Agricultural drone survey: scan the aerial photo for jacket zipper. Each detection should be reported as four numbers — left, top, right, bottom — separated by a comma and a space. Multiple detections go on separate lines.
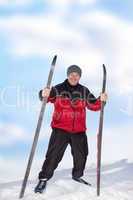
72, 107, 75, 131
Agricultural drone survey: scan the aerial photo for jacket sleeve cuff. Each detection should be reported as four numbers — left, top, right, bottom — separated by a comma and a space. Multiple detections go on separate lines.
39, 90, 43, 101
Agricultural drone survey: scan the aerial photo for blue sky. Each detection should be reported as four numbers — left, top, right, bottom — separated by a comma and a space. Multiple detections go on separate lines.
0, 0, 133, 180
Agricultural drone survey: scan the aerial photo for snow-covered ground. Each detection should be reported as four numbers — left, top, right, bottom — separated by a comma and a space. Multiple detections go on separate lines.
0, 159, 133, 200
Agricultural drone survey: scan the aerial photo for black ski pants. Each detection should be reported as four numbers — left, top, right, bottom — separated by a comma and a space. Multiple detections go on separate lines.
38, 128, 89, 180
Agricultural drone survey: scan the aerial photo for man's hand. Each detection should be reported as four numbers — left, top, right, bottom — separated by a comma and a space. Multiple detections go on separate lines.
100, 92, 108, 102
42, 88, 51, 98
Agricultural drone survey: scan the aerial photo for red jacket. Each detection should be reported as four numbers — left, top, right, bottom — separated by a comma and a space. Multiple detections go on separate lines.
39, 79, 102, 134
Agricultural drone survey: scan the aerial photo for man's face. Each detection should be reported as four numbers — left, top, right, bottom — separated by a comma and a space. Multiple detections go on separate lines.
68, 72, 80, 86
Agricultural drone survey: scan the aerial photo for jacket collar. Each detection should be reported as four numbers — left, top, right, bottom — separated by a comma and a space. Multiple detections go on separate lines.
64, 78, 79, 89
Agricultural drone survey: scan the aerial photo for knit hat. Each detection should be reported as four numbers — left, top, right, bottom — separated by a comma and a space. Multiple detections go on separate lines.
67, 65, 82, 77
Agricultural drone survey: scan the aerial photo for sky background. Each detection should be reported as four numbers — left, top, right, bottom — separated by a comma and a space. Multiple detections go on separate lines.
0, 0, 133, 181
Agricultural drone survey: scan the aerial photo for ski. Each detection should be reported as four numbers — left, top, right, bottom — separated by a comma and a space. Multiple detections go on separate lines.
72, 177, 92, 186
19, 55, 57, 199
97, 64, 107, 196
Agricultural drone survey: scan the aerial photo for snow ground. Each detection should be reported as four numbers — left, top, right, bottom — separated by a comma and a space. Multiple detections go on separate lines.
0, 159, 133, 200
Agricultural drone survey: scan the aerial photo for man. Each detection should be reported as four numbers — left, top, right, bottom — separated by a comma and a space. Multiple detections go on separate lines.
34, 65, 108, 193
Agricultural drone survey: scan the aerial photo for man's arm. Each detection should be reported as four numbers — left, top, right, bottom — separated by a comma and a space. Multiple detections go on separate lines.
86, 88, 107, 111
39, 86, 56, 103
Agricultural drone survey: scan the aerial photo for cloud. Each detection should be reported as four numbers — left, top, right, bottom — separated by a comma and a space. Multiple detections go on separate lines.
87, 123, 133, 165
46, 0, 97, 20
0, 0, 32, 7
0, 123, 133, 181
0, 120, 53, 147
0, 9, 132, 94
48, 0, 97, 7
78, 11, 133, 94
0, 122, 29, 146
0, 14, 104, 73
0, 155, 40, 181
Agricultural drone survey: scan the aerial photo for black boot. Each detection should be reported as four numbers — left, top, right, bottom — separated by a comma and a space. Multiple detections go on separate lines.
72, 177, 91, 186
34, 179, 47, 193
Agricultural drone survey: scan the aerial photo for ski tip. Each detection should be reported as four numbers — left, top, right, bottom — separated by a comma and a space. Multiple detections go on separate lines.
52, 55, 57, 65
102, 64, 106, 73
102, 64, 105, 68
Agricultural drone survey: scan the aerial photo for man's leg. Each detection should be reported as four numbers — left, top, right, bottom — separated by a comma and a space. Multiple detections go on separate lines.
38, 128, 69, 180
70, 133, 89, 178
